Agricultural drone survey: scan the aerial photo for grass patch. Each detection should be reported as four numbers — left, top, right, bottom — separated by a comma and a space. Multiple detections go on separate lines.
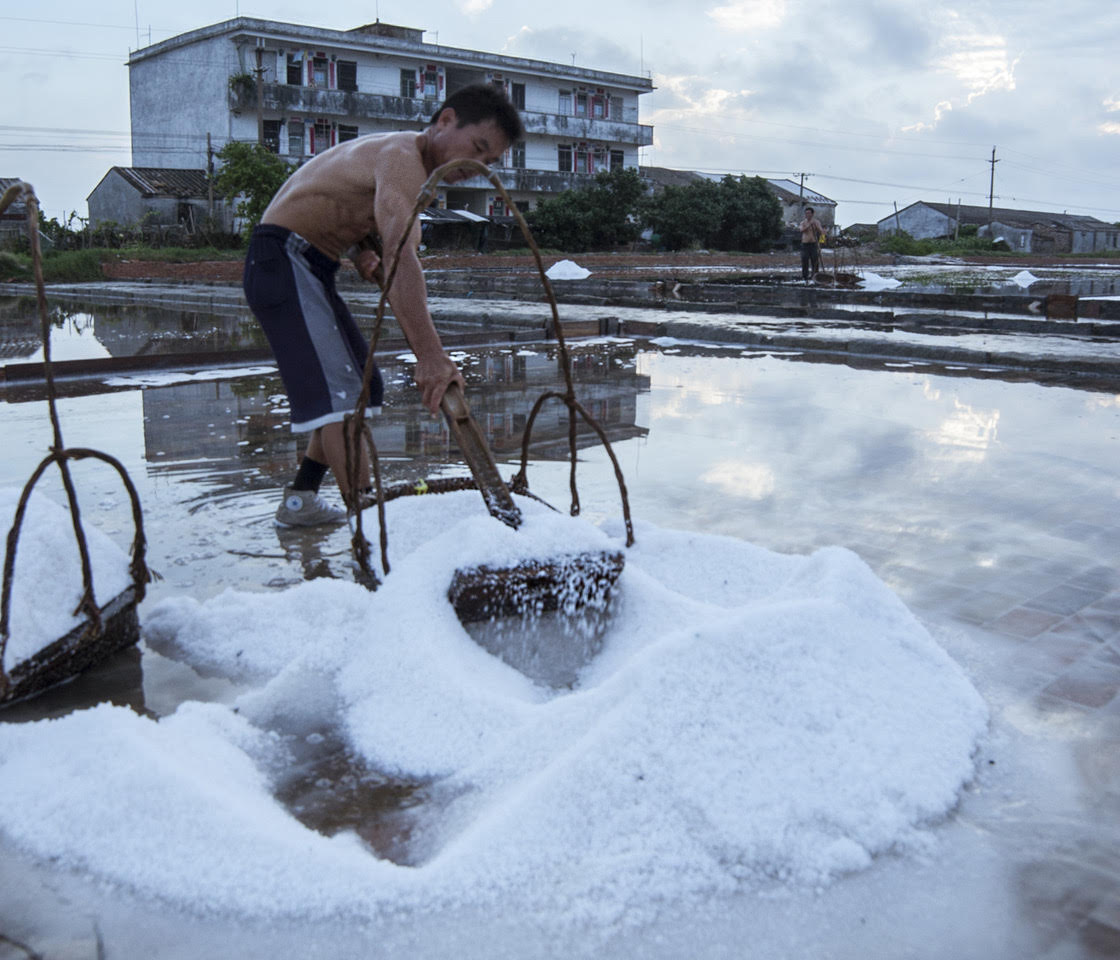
876, 232, 1013, 257
0, 249, 105, 282
108, 245, 245, 262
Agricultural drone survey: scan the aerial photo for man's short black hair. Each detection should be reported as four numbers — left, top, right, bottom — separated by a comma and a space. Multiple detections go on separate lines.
430, 83, 524, 144
804, 206, 814, 213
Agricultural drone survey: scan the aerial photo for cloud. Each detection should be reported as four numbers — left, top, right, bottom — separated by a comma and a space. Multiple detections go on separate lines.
501, 25, 639, 74
707, 0, 788, 32
900, 30, 1018, 132
901, 100, 952, 133
939, 34, 1018, 103
458, 0, 494, 12
1100, 122, 1120, 136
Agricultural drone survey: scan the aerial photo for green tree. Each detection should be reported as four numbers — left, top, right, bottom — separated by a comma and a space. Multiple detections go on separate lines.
643, 179, 723, 250
526, 167, 646, 251
714, 175, 783, 252
213, 141, 293, 233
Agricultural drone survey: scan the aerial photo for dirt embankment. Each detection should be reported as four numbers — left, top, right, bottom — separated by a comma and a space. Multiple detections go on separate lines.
98, 250, 1108, 284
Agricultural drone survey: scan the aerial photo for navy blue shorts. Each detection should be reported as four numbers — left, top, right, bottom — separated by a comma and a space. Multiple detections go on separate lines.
244, 224, 383, 432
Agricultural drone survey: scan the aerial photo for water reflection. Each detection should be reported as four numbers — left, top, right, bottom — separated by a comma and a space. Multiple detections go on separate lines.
0, 295, 268, 365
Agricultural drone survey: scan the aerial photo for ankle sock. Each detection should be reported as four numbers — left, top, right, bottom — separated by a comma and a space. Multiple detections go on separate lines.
291, 456, 329, 492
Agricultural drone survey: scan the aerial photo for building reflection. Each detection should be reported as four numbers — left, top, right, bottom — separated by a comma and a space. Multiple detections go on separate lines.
137, 343, 650, 488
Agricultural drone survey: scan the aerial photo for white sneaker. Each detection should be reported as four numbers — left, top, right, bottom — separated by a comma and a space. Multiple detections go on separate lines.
274, 487, 347, 527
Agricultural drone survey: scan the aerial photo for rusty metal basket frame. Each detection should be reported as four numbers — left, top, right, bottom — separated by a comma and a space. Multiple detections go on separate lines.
343, 159, 634, 587
0, 182, 151, 703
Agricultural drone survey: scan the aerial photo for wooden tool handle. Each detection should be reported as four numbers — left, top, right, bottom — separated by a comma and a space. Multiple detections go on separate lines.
441, 382, 522, 529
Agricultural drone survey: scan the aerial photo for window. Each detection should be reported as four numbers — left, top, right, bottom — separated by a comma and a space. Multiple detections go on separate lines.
558, 144, 572, 172
312, 118, 332, 153
515, 200, 530, 212
512, 141, 526, 168
255, 50, 277, 83
609, 95, 622, 120
576, 144, 590, 173
422, 67, 439, 98
337, 60, 357, 92
338, 124, 359, 142
286, 53, 302, 85
312, 57, 328, 87
288, 120, 304, 156
575, 92, 588, 117
263, 119, 282, 154
559, 90, 571, 115
400, 69, 416, 98
592, 95, 605, 119
511, 82, 525, 110
610, 149, 624, 171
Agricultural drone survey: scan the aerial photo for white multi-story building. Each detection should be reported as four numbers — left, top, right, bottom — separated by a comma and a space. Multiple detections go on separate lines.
127, 17, 654, 217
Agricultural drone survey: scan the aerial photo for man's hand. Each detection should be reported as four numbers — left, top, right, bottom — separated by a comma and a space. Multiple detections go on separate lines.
352, 247, 382, 283
414, 351, 465, 416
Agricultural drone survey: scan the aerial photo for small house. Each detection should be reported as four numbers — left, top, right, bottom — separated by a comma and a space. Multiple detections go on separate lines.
87, 167, 235, 235
877, 201, 1120, 254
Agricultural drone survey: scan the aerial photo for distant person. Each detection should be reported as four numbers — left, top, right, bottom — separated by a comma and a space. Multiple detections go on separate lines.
243, 84, 523, 526
799, 206, 825, 281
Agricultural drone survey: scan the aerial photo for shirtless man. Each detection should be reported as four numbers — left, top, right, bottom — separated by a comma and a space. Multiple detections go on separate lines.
243, 84, 522, 526
799, 206, 825, 282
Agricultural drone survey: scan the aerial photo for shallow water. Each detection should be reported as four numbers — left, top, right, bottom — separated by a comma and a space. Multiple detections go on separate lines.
2, 294, 1119, 958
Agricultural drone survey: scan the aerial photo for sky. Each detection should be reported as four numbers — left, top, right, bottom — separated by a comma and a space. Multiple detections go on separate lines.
3, 0, 1118, 228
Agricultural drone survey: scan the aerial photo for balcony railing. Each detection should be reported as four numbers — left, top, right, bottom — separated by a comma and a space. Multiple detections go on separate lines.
230, 85, 653, 146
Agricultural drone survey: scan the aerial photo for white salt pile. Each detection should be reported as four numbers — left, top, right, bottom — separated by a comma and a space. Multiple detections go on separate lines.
0, 487, 132, 670
545, 259, 593, 280
0, 491, 987, 922
1009, 270, 1040, 287
859, 272, 902, 291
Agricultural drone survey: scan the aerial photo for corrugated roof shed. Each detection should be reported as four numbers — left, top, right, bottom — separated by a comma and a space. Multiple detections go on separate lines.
897, 201, 1108, 231
111, 167, 211, 198
766, 179, 835, 206
1, 178, 28, 221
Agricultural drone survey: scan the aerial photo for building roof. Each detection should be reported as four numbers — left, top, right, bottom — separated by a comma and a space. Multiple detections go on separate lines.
94, 167, 211, 200
880, 201, 1110, 232
765, 179, 836, 206
0, 178, 29, 221
419, 207, 484, 224
128, 17, 654, 91
638, 168, 837, 206
638, 166, 708, 189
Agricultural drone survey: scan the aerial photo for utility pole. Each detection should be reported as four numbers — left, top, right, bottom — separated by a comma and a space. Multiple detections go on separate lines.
255, 46, 265, 146
798, 172, 806, 202
987, 146, 999, 232
207, 133, 214, 218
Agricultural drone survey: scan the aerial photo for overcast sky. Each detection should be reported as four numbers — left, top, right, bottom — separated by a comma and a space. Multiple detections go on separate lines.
4, 0, 1118, 228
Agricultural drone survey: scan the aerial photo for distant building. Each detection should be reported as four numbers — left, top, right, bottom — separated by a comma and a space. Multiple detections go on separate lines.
0, 177, 29, 246
122, 17, 653, 220
877, 201, 1120, 254
87, 167, 234, 233
764, 179, 837, 232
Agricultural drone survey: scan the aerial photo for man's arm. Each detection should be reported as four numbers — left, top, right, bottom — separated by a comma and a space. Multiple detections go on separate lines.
373, 175, 464, 415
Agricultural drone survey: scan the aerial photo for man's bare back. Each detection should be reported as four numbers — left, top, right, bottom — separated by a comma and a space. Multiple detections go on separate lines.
262, 131, 426, 263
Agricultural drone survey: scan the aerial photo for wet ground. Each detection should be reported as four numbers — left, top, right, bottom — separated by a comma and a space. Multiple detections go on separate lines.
1, 282, 1119, 958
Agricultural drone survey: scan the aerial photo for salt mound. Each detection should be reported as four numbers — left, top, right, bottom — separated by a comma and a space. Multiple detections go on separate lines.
0, 493, 988, 921
1010, 270, 1039, 287
860, 272, 902, 291
0, 487, 132, 669
545, 259, 592, 280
